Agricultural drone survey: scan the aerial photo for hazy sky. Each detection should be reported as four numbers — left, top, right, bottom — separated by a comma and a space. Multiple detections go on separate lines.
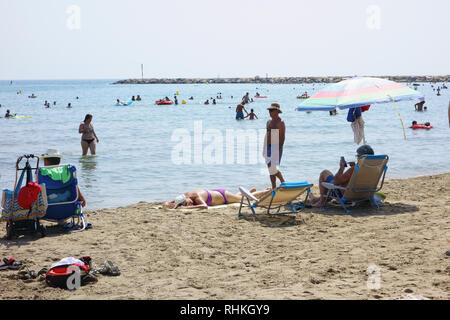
1, 0, 449, 80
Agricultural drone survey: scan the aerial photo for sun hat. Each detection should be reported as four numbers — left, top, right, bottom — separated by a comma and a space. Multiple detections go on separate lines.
39, 148, 63, 161
173, 194, 187, 209
267, 103, 282, 113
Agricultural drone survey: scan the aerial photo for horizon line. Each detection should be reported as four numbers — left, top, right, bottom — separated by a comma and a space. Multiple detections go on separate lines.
2, 74, 449, 82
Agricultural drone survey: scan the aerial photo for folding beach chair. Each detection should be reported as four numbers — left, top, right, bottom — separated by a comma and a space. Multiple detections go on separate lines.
37, 164, 88, 232
238, 181, 313, 219
321, 154, 389, 213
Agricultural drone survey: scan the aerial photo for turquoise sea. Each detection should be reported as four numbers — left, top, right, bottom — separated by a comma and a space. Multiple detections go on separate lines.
0, 80, 449, 210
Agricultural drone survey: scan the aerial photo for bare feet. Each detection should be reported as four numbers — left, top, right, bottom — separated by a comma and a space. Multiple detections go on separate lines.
308, 193, 324, 207
308, 192, 320, 203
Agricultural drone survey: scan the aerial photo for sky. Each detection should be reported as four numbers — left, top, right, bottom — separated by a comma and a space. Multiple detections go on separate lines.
0, 0, 449, 80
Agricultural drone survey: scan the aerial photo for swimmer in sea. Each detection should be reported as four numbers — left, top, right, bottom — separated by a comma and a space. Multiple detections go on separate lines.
79, 114, 99, 156
415, 101, 425, 111
245, 109, 258, 120
409, 120, 418, 128
5, 109, 15, 118
66, 103, 72, 108
116, 99, 127, 106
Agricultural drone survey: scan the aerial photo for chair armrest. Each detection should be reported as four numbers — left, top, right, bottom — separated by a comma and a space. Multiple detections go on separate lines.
321, 182, 347, 191
239, 187, 258, 202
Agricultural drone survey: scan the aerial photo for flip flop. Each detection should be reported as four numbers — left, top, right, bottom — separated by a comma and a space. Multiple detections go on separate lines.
105, 260, 120, 276
8, 261, 23, 270
2, 258, 23, 270
37, 268, 48, 276
17, 269, 36, 280
95, 260, 120, 276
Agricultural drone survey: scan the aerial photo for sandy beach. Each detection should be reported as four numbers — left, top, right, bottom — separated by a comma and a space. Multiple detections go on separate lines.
1, 173, 449, 300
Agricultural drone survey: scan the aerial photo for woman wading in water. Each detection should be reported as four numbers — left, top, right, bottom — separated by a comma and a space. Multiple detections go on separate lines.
79, 114, 99, 155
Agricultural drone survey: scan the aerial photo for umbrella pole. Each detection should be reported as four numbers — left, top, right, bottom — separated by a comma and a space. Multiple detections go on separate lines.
388, 95, 406, 140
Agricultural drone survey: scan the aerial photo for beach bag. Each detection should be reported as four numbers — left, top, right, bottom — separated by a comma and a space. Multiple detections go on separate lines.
45, 257, 95, 290
1, 186, 47, 221
17, 182, 42, 210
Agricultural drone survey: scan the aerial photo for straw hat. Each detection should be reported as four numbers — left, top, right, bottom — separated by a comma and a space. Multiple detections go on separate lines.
39, 148, 63, 161
267, 103, 282, 113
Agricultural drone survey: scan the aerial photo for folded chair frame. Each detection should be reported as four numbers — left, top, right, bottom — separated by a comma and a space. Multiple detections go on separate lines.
238, 182, 313, 219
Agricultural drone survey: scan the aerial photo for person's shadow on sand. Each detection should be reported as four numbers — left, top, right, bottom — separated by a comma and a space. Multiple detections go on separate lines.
239, 213, 306, 228
0, 223, 80, 247
304, 201, 419, 217
238, 201, 419, 226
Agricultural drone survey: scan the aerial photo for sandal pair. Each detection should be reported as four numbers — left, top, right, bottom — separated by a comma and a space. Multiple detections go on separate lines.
0, 258, 23, 271
94, 260, 120, 276
17, 268, 47, 280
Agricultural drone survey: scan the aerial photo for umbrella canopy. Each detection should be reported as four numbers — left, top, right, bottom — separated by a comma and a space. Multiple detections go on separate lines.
296, 77, 424, 111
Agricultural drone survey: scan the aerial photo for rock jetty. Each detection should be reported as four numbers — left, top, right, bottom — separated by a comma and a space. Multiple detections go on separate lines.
113, 75, 449, 85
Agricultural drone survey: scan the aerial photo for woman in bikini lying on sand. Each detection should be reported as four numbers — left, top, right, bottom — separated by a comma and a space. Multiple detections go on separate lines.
164, 188, 270, 209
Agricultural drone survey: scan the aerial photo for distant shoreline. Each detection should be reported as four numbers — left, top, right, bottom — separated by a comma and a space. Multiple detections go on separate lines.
112, 75, 450, 85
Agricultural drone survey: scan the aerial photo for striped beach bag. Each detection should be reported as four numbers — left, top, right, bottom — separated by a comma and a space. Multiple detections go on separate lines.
1, 165, 48, 222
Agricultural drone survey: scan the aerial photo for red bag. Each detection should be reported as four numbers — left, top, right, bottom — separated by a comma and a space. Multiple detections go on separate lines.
17, 182, 42, 210
361, 105, 371, 112
45, 257, 94, 290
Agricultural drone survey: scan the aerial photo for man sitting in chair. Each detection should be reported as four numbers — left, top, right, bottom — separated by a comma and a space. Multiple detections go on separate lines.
39, 148, 86, 208
309, 145, 375, 207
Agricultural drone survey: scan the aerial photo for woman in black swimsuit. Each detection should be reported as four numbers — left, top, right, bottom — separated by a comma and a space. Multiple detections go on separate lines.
79, 114, 99, 155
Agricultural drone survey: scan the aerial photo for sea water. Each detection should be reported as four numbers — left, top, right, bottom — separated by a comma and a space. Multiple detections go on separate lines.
0, 80, 449, 209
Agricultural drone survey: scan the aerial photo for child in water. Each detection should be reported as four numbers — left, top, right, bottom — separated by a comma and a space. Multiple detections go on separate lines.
245, 109, 258, 120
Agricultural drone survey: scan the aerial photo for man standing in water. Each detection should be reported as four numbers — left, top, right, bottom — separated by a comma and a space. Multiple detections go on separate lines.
235, 103, 248, 120
242, 92, 250, 104
263, 103, 285, 189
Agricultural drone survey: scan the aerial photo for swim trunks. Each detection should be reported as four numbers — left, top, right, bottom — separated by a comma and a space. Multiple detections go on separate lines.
236, 112, 244, 120
325, 174, 334, 184
265, 144, 283, 165
324, 175, 343, 197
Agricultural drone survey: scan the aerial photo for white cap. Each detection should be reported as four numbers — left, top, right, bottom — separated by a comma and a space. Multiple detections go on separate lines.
40, 148, 63, 161
173, 194, 187, 209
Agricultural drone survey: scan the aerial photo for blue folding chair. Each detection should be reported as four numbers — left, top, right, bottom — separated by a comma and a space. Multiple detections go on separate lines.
38, 164, 88, 232
238, 181, 313, 219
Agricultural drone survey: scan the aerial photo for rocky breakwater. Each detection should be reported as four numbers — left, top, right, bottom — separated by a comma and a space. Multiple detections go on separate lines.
112, 75, 450, 85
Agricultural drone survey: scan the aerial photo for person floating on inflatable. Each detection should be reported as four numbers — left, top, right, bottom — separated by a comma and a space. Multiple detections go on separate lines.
410, 121, 433, 130
5, 109, 15, 118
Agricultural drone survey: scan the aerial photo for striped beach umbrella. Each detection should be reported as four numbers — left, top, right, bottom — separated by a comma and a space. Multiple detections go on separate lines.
296, 76, 425, 140
296, 76, 424, 111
